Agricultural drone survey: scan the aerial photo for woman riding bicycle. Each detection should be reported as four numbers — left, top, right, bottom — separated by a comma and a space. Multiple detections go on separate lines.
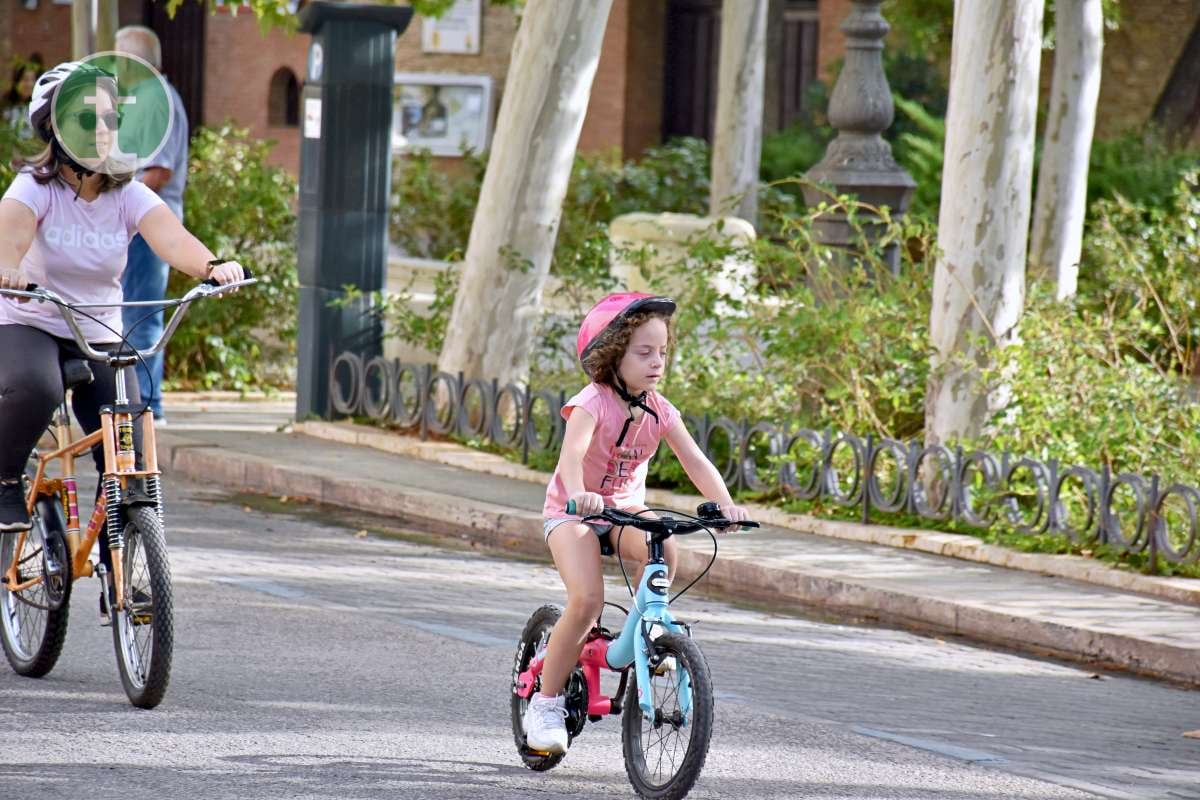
525, 292, 749, 754
0, 60, 244, 533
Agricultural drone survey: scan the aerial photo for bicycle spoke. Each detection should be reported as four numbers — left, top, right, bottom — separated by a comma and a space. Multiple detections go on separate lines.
637, 654, 695, 786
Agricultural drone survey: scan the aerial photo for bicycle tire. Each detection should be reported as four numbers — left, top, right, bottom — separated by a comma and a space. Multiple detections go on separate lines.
621, 633, 714, 800
510, 604, 590, 771
0, 494, 71, 678
111, 506, 173, 709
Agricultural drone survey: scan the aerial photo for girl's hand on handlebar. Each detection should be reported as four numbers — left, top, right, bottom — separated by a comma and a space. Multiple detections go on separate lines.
567, 491, 604, 517
719, 503, 750, 530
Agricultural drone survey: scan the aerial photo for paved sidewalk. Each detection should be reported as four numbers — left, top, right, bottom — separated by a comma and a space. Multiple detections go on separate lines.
157, 394, 1200, 686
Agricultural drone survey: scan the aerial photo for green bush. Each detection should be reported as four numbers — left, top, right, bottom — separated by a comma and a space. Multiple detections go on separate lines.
985, 172, 1200, 489
759, 81, 834, 196
1087, 131, 1200, 212
168, 123, 298, 390
387, 138, 800, 358
389, 149, 485, 261
635, 183, 938, 441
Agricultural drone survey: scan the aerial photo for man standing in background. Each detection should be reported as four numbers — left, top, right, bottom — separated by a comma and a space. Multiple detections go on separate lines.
116, 25, 189, 424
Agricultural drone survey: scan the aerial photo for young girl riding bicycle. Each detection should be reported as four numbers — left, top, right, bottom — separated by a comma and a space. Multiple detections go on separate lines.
524, 292, 749, 754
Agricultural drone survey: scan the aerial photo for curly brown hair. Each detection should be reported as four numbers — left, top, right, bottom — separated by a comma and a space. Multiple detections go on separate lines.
581, 310, 675, 388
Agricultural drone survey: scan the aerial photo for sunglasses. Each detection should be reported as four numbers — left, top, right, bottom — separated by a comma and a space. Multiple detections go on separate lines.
69, 110, 121, 131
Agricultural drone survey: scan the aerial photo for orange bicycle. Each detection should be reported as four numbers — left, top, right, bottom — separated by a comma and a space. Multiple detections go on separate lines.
0, 275, 253, 708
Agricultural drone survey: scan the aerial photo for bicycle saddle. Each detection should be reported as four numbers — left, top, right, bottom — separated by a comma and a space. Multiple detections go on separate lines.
61, 359, 94, 392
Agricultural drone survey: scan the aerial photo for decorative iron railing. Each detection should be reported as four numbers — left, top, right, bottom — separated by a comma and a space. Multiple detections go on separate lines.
329, 352, 1199, 574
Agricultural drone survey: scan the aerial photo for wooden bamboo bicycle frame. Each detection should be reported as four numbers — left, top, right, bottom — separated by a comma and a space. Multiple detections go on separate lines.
5, 407, 159, 612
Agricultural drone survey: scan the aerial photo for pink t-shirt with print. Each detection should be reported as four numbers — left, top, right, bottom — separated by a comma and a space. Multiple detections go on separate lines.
543, 382, 681, 518
0, 171, 164, 343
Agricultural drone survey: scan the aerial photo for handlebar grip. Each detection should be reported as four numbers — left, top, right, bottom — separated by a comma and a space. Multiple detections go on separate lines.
566, 499, 576, 515
202, 266, 254, 288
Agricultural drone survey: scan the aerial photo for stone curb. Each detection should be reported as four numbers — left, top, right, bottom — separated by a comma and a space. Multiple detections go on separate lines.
165, 390, 296, 402
158, 431, 1200, 686
293, 420, 1200, 609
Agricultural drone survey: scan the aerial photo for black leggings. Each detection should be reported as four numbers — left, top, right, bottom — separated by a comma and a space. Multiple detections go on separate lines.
0, 324, 143, 479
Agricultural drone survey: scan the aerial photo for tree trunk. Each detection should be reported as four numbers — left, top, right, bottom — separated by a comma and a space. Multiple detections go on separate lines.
95, 0, 120, 53
72, 0, 92, 60
925, 0, 1044, 446
709, 0, 768, 222
1030, 0, 1103, 301
436, 0, 612, 386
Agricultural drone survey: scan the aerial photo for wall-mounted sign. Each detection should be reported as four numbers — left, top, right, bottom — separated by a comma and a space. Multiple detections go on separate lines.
421, 0, 481, 55
392, 73, 492, 157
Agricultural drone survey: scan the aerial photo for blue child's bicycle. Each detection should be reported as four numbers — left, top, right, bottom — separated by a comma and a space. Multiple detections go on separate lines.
511, 502, 758, 800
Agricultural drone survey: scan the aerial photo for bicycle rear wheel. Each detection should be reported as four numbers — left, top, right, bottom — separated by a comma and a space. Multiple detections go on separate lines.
111, 506, 173, 709
0, 494, 71, 677
511, 604, 590, 771
621, 633, 714, 800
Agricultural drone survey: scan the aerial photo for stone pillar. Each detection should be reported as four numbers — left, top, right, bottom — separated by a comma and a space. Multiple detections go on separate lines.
802, 0, 914, 274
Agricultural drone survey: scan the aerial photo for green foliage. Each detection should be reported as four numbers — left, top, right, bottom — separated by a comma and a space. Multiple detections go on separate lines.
166, 0, 522, 34
169, 123, 298, 390
759, 82, 834, 195
891, 95, 945, 219
652, 184, 936, 442
0, 120, 45, 190
985, 172, 1200, 484
1086, 131, 1200, 212
882, 0, 955, 71
389, 149, 484, 262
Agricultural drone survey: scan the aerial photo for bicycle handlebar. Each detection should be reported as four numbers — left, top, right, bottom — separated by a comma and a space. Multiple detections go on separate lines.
565, 500, 759, 536
0, 270, 256, 363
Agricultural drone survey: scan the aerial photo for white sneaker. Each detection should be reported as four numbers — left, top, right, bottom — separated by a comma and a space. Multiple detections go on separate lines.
523, 693, 568, 754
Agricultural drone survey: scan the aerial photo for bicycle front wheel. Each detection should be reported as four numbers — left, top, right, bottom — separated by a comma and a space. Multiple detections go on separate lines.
621, 633, 714, 800
111, 506, 173, 709
0, 495, 71, 677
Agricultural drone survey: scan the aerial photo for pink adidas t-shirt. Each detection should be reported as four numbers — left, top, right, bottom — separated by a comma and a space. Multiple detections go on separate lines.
543, 382, 681, 518
0, 171, 164, 343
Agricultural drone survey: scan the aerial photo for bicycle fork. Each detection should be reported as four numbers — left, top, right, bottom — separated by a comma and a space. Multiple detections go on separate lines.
605, 562, 693, 722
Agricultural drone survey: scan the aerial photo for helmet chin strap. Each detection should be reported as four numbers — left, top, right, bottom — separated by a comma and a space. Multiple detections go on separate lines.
612, 375, 658, 447
50, 139, 95, 201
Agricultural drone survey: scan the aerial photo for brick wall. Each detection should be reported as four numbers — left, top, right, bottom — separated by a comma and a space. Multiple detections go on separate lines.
9, 2, 73, 70
578, 0, 630, 155
203, 9, 309, 173
818, 0, 852, 83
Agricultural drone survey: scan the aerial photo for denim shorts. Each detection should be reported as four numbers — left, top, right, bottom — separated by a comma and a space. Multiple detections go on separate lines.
543, 518, 616, 556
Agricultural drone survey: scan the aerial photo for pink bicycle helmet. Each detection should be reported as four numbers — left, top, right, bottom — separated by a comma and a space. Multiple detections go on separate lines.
576, 292, 676, 370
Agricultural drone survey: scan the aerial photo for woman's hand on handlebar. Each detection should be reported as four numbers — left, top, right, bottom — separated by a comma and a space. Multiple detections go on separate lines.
207, 259, 245, 286
567, 491, 604, 517
0, 268, 30, 302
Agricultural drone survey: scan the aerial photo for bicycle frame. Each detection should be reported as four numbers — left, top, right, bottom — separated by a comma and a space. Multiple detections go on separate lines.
0, 278, 253, 611
515, 536, 694, 722
10, 382, 161, 613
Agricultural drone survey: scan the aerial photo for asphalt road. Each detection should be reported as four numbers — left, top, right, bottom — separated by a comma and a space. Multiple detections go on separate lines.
0, 479, 1196, 800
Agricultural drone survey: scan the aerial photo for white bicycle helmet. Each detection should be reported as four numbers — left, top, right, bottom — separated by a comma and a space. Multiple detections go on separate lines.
27, 60, 118, 143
